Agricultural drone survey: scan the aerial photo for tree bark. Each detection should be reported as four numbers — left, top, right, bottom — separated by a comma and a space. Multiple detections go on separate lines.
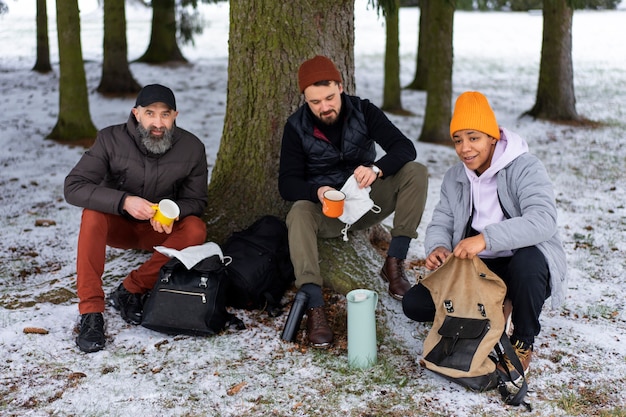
137, 0, 187, 63
48, 0, 97, 142
405, 0, 428, 91
33, 0, 52, 73
206, 0, 390, 293
524, 0, 579, 121
418, 0, 454, 144
381, 0, 408, 114
206, 0, 355, 241
97, 0, 141, 94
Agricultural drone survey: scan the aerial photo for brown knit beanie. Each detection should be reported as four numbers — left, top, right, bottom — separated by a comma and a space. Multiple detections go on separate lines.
298, 55, 342, 93
449, 91, 500, 140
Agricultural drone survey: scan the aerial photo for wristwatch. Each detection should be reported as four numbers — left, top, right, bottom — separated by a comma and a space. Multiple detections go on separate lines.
371, 165, 381, 178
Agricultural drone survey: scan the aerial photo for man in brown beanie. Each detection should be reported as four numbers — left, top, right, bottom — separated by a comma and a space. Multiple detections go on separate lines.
279, 55, 428, 348
65, 84, 208, 353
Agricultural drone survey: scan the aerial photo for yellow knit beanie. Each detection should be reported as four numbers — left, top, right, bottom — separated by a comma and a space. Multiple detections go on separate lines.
449, 91, 500, 140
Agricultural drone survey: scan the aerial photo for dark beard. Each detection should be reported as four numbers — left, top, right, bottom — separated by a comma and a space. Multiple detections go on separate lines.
137, 124, 174, 154
317, 109, 339, 126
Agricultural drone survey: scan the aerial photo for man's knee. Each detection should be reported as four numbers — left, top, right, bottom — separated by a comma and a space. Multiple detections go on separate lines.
80, 209, 109, 230
177, 216, 207, 244
403, 162, 429, 191
400, 161, 428, 180
286, 200, 319, 228
510, 246, 548, 275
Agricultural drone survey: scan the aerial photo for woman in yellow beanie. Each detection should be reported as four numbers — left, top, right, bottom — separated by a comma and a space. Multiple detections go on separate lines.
403, 91, 567, 386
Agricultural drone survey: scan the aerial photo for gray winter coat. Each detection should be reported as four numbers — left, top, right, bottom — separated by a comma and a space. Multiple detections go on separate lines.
425, 130, 567, 308
64, 113, 208, 220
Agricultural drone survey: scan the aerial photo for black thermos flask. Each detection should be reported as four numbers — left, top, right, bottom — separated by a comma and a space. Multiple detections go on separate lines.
280, 291, 309, 342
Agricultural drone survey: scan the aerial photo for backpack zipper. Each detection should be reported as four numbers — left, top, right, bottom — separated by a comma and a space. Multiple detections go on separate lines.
159, 289, 207, 303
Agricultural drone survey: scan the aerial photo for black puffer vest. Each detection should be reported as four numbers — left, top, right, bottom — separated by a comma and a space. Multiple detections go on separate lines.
286, 94, 376, 188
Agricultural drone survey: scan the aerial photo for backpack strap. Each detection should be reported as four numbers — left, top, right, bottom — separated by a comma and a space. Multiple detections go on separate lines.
494, 333, 532, 412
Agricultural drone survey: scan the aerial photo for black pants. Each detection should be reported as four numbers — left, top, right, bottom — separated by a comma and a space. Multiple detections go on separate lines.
402, 246, 551, 346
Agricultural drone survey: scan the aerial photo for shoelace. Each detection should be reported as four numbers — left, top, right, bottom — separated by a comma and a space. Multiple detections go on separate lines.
82, 315, 104, 335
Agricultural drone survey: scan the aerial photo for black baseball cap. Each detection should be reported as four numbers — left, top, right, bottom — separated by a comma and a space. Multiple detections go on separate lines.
135, 84, 176, 110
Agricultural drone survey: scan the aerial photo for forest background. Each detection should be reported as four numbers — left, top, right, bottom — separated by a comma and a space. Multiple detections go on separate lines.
1, 0, 626, 416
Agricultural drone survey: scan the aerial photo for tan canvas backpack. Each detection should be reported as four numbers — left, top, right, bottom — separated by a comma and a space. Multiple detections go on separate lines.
420, 255, 531, 409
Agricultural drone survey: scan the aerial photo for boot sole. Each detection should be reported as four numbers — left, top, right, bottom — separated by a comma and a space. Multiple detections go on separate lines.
76, 336, 105, 353
387, 290, 404, 301
310, 341, 332, 349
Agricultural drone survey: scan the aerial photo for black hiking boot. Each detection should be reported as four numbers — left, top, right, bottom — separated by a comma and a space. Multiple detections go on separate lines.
108, 283, 143, 325
76, 313, 105, 353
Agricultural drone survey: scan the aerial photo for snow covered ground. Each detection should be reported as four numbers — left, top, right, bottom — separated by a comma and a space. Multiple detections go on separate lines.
1, 1, 625, 415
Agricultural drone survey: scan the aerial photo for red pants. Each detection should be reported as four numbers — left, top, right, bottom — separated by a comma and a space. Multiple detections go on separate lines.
76, 209, 207, 314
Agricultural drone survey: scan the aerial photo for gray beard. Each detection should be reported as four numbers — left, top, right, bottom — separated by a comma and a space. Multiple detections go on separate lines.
137, 124, 174, 154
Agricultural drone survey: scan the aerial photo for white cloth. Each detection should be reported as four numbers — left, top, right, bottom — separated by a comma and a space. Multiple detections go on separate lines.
338, 175, 381, 241
154, 242, 224, 270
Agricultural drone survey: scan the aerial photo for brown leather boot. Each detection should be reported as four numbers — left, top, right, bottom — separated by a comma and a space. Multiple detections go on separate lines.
305, 306, 333, 348
380, 256, 412, 301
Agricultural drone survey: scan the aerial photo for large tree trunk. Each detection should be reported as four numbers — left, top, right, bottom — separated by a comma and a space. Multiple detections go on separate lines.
381, 0, 408, 114
48, 0, 97, 142
405, 0, 428, 90
206, 0, 385, 294
418, 0, 454, 144
137, 0, 187, 63
524, 0, 579, 121
207, 0, 355, 239
97, 0, 141, 94
33, 0, 52, 73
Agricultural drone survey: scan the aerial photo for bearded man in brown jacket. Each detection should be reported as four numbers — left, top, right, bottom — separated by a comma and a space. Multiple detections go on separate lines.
64, 84, 208, 353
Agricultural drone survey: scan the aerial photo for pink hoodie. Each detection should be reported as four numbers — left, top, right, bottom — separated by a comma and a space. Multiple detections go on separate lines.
463, 127, 529, 258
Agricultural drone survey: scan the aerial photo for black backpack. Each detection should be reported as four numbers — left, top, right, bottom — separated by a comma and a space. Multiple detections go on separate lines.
142, 255, 244, 336
223, 216, 295, 316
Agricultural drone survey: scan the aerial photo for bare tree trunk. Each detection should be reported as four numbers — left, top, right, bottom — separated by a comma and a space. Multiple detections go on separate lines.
524, 0, 579, 121
206, 0, 386, 294
48, 0, 97, 142
405, 0, 428, 90
207, 0, 355, 240
418, 0, 454, 144
33, 0, 52, 73
97, 0, 141, 94
137, 0, 187, 63
381, 0, 409, 114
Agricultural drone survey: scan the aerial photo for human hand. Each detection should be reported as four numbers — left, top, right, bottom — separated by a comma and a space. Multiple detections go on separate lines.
317, 186, 335, 204
150, 216, 177, 234
123, 196, 157, 220
425, 247, 452, 270
453, 234, 486, 259
353, 165, 380, 189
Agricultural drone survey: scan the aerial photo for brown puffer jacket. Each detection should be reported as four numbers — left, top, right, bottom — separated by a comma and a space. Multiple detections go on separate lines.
64, 113, 208, 220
